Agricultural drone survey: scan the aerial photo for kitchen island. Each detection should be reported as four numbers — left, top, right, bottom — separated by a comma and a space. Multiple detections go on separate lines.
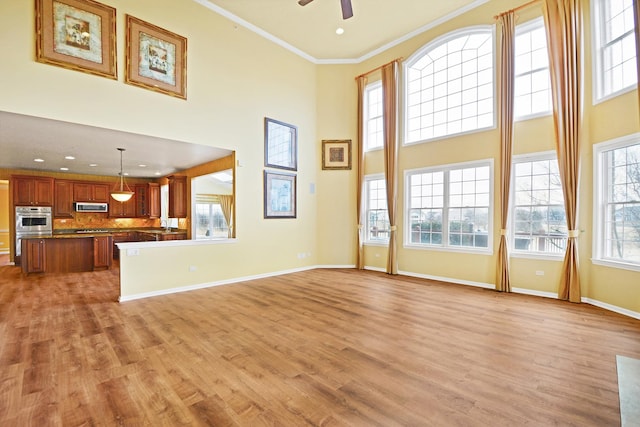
21, 233, 113, 274
20, 229, 188, 273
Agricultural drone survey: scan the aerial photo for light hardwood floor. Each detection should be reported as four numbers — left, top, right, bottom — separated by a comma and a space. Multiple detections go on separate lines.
1, 264, 639, 426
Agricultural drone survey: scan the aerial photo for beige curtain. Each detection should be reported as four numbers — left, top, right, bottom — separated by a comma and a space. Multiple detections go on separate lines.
218, 195, 233, 238
542, 0, 583, 303
496, 12, 516, 293
382, 61, 399, 275
356, 76, 367, 269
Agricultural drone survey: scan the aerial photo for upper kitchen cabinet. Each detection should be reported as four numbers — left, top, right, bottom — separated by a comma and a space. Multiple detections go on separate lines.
136, 183, 160, 218
74, 182, 110, 203
12, 175, 54, 206
168, 175, 187, 218
109, 196, 136, 218
54, 180, 74, 218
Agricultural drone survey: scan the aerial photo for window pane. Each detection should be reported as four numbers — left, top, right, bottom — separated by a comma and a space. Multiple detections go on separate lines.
195, 203, 229, 239
596, 0, 637, 99
600, 142, 640, 263
364, 84, 383, 150
406, 29, 493, 144
511, 155, 567, 255
514, 19, 551, 119
366, 178, 389, 242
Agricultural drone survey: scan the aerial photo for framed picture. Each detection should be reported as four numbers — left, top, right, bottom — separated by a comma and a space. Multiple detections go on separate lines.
125, 15, 187, 99
322, 139, 352, 170
264, 171, 296, 219
265, 117, 297, 171
35, 0, 117, 79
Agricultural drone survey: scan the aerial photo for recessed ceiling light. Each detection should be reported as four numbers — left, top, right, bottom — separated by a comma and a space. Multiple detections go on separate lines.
336, 28, 344, 35
89, 163, 98, 167
34, 158, 44, 162
65, 156, 75, 160
154, 172, 161, 176
60, 167, 69, 171
138, 164, 147, 168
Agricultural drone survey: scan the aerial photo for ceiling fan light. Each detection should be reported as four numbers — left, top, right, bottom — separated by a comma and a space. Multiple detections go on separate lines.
110, 190, 134, 202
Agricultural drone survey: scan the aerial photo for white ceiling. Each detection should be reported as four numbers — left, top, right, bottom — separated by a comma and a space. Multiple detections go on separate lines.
0, 0, 487, 179
198, 0, 488, 61
0, 112, 232, 179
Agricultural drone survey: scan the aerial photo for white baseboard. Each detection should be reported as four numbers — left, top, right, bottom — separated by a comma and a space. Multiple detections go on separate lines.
119, 264, 640, 320
119, 265, 319, 302
583, 297, 640, 320
399, 269, 494, 289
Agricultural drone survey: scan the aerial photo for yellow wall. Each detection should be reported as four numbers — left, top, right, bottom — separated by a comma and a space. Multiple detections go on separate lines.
2, 0, 639, 314
317, 0, 640, 314
1, 0, 319, 291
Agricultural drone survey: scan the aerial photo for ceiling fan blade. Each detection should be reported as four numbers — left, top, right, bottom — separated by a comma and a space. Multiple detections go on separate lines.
298, 0, 314, 6
341, 0, 353, 19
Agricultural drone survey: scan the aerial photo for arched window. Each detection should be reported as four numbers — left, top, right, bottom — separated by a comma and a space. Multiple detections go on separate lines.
404, 27, 495, 144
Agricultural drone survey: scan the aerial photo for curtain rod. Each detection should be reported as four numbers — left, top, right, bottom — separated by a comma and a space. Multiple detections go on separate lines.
355, 57, 403, 80
493, 0, 541, 20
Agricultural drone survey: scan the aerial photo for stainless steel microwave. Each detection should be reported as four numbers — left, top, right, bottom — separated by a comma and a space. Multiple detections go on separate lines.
75, 202, 109, 212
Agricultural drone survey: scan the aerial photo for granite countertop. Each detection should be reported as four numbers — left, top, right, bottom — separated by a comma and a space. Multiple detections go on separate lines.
136, 229, 187, 235
53, 228, 186, 236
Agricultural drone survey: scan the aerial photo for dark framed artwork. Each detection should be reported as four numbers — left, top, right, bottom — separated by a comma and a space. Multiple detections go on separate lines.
35, 0, 117, 79
264, 117, 297, 171
322, 139, 352, 170
125, 15, 187, 99
264, 170, 296, 219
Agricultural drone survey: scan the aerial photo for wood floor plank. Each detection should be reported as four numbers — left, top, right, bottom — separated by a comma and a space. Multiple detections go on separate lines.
1, 265, 639, 425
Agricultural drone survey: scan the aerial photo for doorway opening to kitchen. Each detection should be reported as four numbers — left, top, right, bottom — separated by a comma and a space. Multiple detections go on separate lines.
0, 180, 9, 266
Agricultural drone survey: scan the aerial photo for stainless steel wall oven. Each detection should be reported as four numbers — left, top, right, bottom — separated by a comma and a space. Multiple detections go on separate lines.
15, 206, 53, 257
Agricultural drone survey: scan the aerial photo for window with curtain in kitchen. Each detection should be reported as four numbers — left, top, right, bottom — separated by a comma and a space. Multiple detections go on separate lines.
194, 194, 229, 239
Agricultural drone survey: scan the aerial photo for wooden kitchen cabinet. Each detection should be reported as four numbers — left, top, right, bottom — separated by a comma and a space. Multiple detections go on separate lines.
111, 231, 135, 259
54, 180, 74, 218
135, 183, 161, 218
159, 232, 187, 241
12, 175, 54, 206
74, 182, 110, 202
109, 196, 136, 218
168, 175, 187, 218
21, 238, 46, 274
148, 183, 160, 218
136, 231, 158, 242
93, 236, 113, 269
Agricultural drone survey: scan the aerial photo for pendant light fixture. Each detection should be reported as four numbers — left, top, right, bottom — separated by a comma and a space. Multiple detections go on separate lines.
110, 148, 134, 202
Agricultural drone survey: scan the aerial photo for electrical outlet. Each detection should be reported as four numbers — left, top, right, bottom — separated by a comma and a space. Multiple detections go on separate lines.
535, 270, 544, 276
189, 265, 197, 272
127, 248, 139, 256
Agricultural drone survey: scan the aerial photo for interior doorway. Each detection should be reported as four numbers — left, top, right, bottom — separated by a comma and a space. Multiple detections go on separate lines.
0, 180, 10, 265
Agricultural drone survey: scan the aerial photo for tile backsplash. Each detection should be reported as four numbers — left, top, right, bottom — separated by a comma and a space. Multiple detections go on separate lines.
53, 212, 161, 230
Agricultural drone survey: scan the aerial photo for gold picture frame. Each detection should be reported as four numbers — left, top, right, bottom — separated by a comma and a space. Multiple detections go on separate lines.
35, 0, 117, 79
125, 15, 187, 99
322, 139, 352, 170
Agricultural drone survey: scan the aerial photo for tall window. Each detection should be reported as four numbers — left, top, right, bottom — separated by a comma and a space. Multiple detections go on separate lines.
404, 27, 494, 144
365, 175, 389, 243
514, 18, 551, 119
194, 195, 229, 239
406, 160, 492, 251
593, 0, 637, 101
594, 134, 640, 270
511, 152, 567, 256
364, 81, 383, 151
